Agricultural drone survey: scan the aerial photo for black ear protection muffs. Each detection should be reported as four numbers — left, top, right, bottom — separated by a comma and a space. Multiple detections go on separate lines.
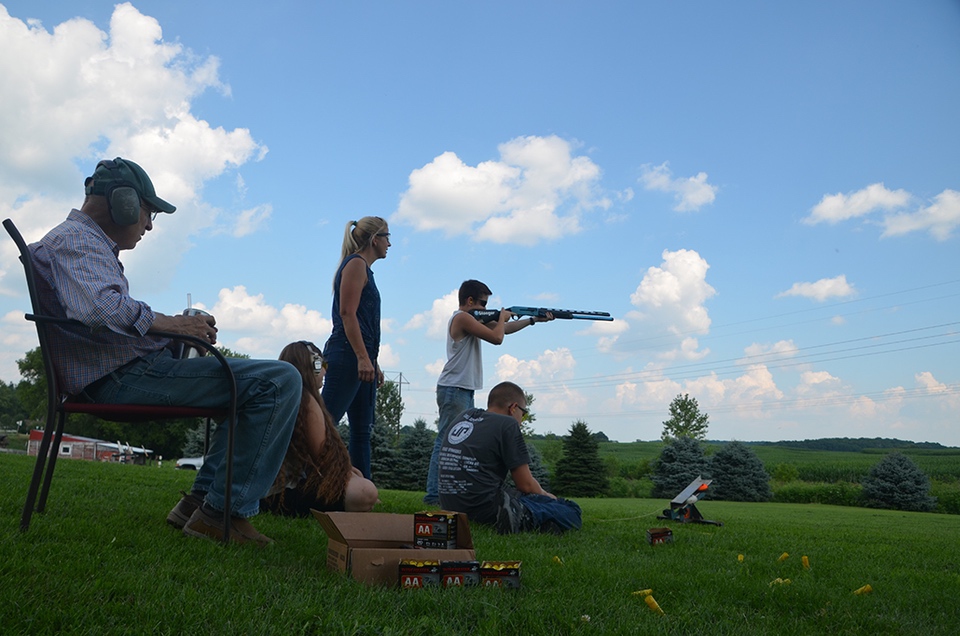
84, 159, 142, 226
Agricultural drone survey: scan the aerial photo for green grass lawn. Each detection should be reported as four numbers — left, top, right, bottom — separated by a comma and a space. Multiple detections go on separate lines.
1, 454, 958, 635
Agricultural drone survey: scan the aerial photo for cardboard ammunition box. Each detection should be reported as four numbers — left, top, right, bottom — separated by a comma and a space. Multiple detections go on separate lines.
313, 511, 475, 587
398, 559, 441, 588
440, 560, 481, 587
414, 510, 458, 549
646, 527, 674, 545
480, 560, 522, 588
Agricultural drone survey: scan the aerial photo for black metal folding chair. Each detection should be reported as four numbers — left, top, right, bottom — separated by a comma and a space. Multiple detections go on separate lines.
3, 218, 238, 542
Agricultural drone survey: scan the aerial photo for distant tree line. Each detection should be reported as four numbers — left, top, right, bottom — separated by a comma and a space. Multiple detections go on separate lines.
4, 355, 951, 514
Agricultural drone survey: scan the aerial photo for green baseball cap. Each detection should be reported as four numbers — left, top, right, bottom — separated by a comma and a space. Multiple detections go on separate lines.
85, 157, 176, 214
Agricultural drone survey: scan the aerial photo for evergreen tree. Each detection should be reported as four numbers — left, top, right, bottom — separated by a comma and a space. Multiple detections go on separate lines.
552, 420, 609, 497
526, 441, 551, 491
651, 436, 709, 499
506, 441, 552, 492
661, 393, 709, 442
862, 452, 936, 512
369, 416, 401, 489
181, 420, 215, 457
393, 418, 435, 491
709, 441, 772, 502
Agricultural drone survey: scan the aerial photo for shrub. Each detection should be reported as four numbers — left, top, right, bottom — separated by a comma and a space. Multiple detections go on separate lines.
862, 452, 937, 512
771, 481, 863, 507
930, 479, 960, 515
771, 462, 799, 482
651, 436, 709, 499
603, 477, 654, 499
709, 441, 772, 502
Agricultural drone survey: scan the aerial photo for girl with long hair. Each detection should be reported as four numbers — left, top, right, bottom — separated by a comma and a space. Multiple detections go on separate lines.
261, 341, 378, 515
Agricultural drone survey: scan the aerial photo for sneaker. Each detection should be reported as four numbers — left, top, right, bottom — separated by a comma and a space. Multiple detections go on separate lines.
539, 520, 565, 535
182, 505, 274, 547
166, 491, 205, 529
494, 490, 533, 535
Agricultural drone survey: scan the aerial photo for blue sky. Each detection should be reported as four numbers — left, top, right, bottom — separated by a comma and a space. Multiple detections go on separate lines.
1, 1, 959, 445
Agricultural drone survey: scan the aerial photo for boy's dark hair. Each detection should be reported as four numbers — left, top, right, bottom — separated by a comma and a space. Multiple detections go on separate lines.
488, 382, 525, 410
459, 279, 492, 305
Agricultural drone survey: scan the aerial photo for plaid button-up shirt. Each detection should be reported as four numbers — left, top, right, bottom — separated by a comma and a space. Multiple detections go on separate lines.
29, 210, 168, 395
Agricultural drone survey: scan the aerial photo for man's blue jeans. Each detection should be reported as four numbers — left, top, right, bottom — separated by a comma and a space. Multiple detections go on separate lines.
84, 349, 300, 518
424, 385, 474, 503
321, 355, 377, 479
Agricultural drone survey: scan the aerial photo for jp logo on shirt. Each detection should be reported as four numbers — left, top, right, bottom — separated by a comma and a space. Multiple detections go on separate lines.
446, 421, 474, 445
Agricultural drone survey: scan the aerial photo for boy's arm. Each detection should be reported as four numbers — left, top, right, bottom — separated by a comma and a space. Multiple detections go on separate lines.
510, 464, 556, 499
451, 308, 514, 345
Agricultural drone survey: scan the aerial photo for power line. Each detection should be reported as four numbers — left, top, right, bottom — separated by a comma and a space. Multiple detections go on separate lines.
526, 321, 960, 392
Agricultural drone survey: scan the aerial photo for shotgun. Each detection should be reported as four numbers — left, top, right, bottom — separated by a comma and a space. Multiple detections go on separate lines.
469, 306, 613, 323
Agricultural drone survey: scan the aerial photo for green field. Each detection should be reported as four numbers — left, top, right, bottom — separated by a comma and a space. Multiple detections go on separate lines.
2, 453, 959, 635
533, 438, 960, 479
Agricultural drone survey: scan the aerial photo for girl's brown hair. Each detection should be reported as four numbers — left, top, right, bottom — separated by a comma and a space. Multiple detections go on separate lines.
273, 341, 352, 505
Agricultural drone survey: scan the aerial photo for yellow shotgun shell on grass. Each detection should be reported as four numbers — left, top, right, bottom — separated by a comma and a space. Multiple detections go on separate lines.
644, 594, 665, 615
778, 552, 790, 562
802, 555, 810, 569
853, 584, 873, 595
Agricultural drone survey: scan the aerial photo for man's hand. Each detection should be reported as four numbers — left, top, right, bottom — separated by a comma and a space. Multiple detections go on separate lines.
150, 312, 218, 344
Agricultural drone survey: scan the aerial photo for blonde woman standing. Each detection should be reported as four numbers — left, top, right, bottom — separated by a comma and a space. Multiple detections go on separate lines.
321, 216, 390, 478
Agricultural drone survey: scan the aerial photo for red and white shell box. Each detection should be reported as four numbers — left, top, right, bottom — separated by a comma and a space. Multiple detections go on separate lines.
414, 510, 458, 549
441, 560, 481, 587
312, 511, 475, 587
480, 560, 522, 588
646, 527, 673, 545
398, 559, 441, 588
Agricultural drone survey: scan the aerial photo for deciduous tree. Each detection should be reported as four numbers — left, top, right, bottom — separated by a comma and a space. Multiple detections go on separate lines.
661, 393, 709, 442
375, 380, 404, 441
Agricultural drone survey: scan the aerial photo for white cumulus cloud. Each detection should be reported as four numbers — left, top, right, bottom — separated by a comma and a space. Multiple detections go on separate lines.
405, 289, 458, 339
209, 285, 332, 357
638, 162, 717, 212
630, 248, 716, 337
776, 275, 856, 302
0, 3, 267, 296
494, 348, 577, 386
804, 183, 910, 225
881, 189, 960, 241
393, 135, 610, 245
